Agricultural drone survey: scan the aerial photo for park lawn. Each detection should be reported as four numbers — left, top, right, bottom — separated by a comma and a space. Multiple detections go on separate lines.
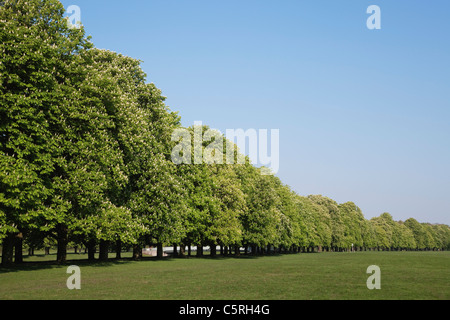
0, 251, 448, 300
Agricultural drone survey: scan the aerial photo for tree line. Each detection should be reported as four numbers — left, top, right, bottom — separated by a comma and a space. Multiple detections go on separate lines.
1, 0, 449, 266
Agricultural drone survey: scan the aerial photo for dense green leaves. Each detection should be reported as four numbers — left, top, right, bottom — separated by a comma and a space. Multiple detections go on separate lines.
0, 0, 91, 260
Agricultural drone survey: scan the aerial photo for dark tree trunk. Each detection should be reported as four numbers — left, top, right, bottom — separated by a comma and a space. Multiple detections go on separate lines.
87, 239, 96, 261
196, 244, 203, 257
132, 244, 142, 260
173, 244, 178, 257
115, 240, 122, 259
56, 224, 68, 263
210, 244, 216, 257
188, 244, 191, 256
1, 233, 15, 266
234, 245, 240, 256
99, 240, 109, 261
157, 243, 163, 258
14, 233, 23, 264
179, 243, 186, 257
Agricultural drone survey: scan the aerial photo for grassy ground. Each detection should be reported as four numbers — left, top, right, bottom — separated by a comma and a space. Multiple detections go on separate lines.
0, 251, 448, 300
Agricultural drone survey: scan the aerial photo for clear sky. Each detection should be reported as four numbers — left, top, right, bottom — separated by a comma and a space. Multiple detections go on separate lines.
60, 0, 450, 225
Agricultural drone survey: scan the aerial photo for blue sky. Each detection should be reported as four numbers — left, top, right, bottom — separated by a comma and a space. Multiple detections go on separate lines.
60, 0, 450, 224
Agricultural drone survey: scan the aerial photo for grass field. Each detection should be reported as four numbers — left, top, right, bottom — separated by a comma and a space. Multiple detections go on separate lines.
0, 251, 449, 300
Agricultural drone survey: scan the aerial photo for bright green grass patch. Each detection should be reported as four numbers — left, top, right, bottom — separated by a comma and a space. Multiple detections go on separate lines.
0, 251, 449, 300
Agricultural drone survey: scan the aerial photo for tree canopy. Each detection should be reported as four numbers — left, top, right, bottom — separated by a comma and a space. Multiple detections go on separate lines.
1, 0, 449, 265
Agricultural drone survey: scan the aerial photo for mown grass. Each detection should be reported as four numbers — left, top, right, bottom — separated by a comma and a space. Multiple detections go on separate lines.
0, 251, 448, 300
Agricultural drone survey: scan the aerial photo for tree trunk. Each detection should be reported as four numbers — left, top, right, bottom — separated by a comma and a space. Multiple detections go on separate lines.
188, 244, 191, 257
14, 233, 23, 264
234, 245, 240, 256
210, 244, 216, 257
179, 243, 186, 257
56, 224, 68, 263
99, 240, 109, 261
115, 240, 122, 259
173, 243, 178, 257
1, 233, 15, 266
87, 239, 96, 261
196, 244, 203, 257
132, 244, 142, 260
157, 243, 163, 258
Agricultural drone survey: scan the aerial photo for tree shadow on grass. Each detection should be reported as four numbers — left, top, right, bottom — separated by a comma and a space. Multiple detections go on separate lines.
172, 252, 285, 261
0, 255, 169, 274
0, 251, 288, 273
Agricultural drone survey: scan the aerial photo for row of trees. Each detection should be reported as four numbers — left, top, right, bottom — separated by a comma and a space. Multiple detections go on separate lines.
1, 0, 450, 265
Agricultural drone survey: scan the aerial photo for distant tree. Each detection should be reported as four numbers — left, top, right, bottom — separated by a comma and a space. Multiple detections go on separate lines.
395, 221, 416, 250
369, 213, 395, 250
421, 223, 437, 250
235, 163, 280, 254
178, 126, 246, 256
404, 218, 427, 250
294, 196, 329, 251
338, 202, 366, 250
362, 220, 378, 250
208, 164, 245, 253
130, 155, 188, 258
308, 195, 346, 251
432, 224, 450, 250
274, 184, 301, 252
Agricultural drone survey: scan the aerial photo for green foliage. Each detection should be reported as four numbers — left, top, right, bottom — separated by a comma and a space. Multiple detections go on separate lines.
0, 0, 91, 252
338, 202, 365, 248
404, 218, 427, 250
296, 196, 331, 248
239, 167, 281, 248
1, 0, 450, 263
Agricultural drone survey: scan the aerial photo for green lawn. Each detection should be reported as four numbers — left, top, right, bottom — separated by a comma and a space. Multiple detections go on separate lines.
0, 251, 449, 300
